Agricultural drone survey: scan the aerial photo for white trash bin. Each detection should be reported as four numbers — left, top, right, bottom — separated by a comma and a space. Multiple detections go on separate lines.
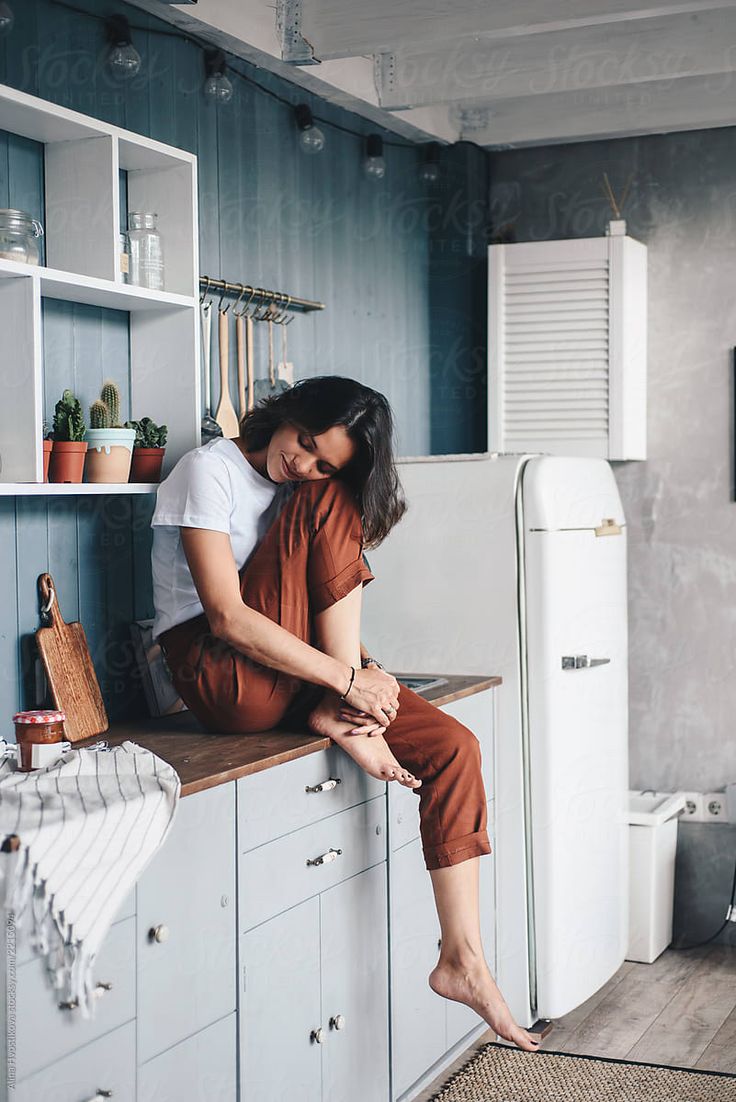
626, 791, 687, 963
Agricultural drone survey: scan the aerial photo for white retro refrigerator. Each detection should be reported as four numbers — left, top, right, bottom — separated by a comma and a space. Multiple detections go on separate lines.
362, 452, 629, 1027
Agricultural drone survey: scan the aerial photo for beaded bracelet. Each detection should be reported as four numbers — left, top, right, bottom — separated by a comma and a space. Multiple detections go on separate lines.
339, 665, 356, 701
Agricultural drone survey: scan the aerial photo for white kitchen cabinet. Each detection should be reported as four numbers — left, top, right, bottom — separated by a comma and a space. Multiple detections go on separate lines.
136, 782, 236, 1064
13, 1019, 136, 1102
138, 1012, 237, 1102
240, 863, 389, 1102
488, 229, 647, 460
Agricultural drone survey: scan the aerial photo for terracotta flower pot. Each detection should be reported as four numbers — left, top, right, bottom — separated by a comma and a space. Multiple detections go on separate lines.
84, 428, 136, 484
43, 439, 53, 482
48, 440, 88, 484
129, 446, 166, 483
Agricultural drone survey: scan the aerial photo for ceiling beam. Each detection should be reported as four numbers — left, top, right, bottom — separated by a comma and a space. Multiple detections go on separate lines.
374, 6, 736, 109
297, 0, 736, 59
461, 71, 736, 147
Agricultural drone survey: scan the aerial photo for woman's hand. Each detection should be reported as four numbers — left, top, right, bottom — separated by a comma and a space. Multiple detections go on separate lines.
341, 666, 400, 734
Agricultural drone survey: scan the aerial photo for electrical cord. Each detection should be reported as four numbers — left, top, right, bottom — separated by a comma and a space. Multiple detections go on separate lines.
669, 845, 736, 950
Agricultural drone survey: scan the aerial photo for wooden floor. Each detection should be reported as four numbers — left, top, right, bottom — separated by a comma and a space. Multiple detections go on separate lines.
416, 945, 736, 1101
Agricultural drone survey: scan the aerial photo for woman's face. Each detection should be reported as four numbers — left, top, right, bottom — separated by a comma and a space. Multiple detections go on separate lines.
266, 422, 357, 483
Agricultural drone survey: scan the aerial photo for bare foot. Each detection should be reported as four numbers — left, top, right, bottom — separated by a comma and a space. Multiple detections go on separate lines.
308, 695, 422, 790
429, 957, 541, 1053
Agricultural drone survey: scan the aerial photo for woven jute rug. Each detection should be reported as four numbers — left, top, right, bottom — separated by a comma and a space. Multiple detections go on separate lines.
428, 1042, 736, 1101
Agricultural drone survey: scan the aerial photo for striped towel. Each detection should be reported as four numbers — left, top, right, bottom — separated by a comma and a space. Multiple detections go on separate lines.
0, 739, 180, 1018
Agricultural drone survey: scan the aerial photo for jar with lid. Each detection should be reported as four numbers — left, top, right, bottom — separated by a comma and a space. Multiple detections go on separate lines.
124, 211, 164, 290
0, 208, 44, 265
13, 709, 67, 772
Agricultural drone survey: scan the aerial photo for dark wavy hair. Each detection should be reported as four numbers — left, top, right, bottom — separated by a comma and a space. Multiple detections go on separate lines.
239, 376, 407, 548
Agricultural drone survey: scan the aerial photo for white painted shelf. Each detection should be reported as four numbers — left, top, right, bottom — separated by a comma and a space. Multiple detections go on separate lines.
0, 82, 201, 487
0, 483, 159, 496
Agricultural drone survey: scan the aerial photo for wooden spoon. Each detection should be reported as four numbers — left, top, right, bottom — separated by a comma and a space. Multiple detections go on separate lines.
236, 312, 246, 420
214, 306, 240, 437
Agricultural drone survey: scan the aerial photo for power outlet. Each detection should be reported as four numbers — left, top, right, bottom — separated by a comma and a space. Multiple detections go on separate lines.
680, 791, 704, 820
703, 792, 727, 822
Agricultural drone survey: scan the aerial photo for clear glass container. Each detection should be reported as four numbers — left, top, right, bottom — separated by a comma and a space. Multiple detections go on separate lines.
0, 208, 44, 265
124, 210, 164, 290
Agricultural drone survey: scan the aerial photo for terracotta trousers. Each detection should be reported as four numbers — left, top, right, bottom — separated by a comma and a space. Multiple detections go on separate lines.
158, 477, 491, 871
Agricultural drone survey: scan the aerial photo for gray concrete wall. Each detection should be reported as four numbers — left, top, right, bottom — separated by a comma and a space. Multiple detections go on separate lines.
489, 130, 736, 945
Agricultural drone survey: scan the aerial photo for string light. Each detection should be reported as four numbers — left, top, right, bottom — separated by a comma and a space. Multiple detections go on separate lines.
203, 48, 234, 104
104, 15, 142, 78
0, 2, 14, 35
294, 103, 325, 154
419, 142, 441, 184
363, 134, 386, 180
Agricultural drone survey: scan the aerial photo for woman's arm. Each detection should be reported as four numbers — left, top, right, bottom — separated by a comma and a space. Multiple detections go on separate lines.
180, 526, 353, 695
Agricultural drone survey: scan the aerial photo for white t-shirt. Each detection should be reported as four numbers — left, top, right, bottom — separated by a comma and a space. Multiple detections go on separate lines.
150, 438, 292, 640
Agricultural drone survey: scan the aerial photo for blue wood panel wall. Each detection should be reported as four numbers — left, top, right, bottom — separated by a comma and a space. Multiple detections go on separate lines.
0, 0, 487, 723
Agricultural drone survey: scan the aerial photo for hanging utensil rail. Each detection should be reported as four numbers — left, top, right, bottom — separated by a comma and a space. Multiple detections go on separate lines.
199, 276, 325, 315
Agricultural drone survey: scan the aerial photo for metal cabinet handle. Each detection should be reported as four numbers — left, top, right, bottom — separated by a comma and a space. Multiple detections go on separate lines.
311, 1027, 326, 1044
58, 982, 113, 1011
306, 847, 342, 867
329, 1014, 346, 1031
561, 655, 611, 670
305, 777, 341, 794
80, 1092, 113, 1102
149, 924, 170, 943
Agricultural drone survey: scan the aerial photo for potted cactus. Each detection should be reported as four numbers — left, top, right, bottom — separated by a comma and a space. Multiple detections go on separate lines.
48, 390, 87, 483
124, 417, 168, 482
84, 379, 136, 483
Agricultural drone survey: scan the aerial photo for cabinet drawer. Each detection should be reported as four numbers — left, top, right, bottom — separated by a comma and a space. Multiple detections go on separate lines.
137, 783, 236, 1065
238, 744, 385, 852
138, 1013, 236, 1102
14, 1019, 135, 1102
15, 915, 136, 1080
239, 795, 386, 932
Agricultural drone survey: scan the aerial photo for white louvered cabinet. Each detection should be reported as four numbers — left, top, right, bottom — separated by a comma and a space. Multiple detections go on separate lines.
488, 229, 647, 460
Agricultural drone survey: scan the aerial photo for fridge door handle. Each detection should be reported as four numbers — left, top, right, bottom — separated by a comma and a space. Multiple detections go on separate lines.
561, 655, 611, 669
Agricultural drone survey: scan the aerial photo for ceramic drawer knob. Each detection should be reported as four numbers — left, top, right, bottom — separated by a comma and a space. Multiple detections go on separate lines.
305, 777, 341, 794
310, 1027, 326, 1044
329, 1014, 346, 1031
149, 923, 170, 943
306, 847, 342, 867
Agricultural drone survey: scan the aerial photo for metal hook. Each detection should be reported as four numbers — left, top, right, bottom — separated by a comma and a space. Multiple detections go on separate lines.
218, 282, 232, 314
234, 285, 256, 319
253, 290, 273, 322
232, 282, 246, 315
199, 276, 210, 305
282, 293, 295, 325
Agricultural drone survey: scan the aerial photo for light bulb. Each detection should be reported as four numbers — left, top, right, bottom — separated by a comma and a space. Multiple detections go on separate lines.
298, 126, 325, 154
204, 49, 233, 105
0, 2, 14, 35
294, 103, 325, 155
105, 15, 141, 79
204, 72, 233, 104
363, 134, 386, 180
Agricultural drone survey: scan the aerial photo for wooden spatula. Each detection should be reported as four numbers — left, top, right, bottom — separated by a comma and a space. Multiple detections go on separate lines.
214, 306, 240, 438
35, 573, 108, 743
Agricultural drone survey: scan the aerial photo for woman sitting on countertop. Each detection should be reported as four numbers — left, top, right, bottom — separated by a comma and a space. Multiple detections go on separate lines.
149, 374, 540, 1053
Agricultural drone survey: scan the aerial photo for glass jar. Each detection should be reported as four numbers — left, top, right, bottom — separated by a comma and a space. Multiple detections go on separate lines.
0, 208, 44, 265
124, 211, 164, 290
12, 709, 67, 772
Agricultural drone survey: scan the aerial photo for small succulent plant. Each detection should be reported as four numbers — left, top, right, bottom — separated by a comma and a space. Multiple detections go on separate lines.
99, 379, 122, 428
52, 389, 86, 442
89, 399, 110, 430
124, 417, 168, 448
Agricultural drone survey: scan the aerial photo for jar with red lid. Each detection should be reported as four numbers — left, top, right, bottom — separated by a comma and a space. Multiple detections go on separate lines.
12, 710, 67, 772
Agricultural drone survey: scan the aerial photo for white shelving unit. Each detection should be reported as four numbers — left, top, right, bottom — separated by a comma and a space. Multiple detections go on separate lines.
0, 83, 201, 489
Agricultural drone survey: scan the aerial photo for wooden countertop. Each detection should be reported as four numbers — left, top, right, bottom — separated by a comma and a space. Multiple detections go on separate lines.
80, 674, 501, 797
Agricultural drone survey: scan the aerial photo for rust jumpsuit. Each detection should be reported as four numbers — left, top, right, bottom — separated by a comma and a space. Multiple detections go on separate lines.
157, 475, 491, 871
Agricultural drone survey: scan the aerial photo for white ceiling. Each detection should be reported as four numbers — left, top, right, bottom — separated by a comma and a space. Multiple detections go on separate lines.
129, 0, 736, 147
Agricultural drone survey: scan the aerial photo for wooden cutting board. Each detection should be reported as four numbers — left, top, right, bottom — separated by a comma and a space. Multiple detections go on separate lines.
35, 573, 109, 743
